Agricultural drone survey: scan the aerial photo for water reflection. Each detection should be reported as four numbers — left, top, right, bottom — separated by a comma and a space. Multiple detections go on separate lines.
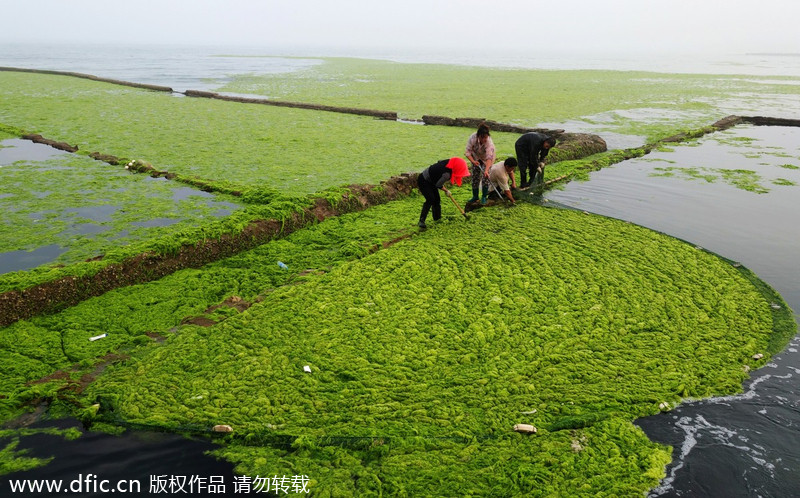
0, 138, 69, 166
0, 244, 66, 274
3, 419, 237, 496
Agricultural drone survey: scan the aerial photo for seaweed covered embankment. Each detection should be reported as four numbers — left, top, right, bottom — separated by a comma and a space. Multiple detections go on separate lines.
0, 123, 604, 326
0, 175, 417, 327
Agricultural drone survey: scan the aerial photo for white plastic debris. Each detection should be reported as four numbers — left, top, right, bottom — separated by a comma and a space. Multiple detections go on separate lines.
520, 409, 537, 415
770, 303, 781, 310
212, 424, 233, 433
659, 402, 670, 411
513, 424, 537, 434
752, 353, 765, 360
89, 333, 107, 342
303, 365, 312, 373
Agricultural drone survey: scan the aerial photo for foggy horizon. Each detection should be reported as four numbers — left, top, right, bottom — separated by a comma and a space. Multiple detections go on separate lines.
2, 0, 798, 58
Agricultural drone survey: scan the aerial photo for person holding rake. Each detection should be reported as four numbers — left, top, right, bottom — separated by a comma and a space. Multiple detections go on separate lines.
416, 157, 470, 228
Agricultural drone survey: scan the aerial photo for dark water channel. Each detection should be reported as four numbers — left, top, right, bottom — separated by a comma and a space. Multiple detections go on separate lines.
3, 419, 237, 497
545, 125, 800, 497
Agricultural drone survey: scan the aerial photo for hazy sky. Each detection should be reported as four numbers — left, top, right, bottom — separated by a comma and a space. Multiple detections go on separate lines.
2, 0, 798, 56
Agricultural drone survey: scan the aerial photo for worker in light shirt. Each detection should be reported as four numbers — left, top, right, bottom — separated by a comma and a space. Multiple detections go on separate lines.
487, 157, 518, 205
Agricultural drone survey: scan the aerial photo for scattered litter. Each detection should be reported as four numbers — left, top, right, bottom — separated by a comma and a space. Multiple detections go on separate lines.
571, 440, 583, 452
733, 263, 742, 268
770, 303, 781, 310
191, 395, 204, 400
513, 424, 537, 434
303, 365, 312, 373
89, 333, 108, 342
752, 353, 764, 360
743, 365, 751, 373
694, 245, 703, 250
659, 402, 670, 411
277, 261, 289, 270
520, 409, 537, 415
212, 424, 233, 433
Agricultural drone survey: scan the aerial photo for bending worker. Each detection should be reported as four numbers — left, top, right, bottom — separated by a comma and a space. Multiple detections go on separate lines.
465, 122, 496, 203
488, 157, 518, 205
417, 157, 470, 228
515, 132, 556, 188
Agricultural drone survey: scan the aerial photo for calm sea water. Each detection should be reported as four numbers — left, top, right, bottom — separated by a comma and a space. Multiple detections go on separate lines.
2, 42, 799, 496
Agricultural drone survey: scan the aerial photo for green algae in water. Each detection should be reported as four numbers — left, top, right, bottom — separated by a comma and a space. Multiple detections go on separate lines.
219, 58, 796, 138
82, 204, 787, 496
0, 72, 519, 196
642, 125, 800, 195
0, 427, 81, 475
0, 152, 246, 262
0, 439, 52, 475
650, 166, 773, 193
216, 57, 800, 142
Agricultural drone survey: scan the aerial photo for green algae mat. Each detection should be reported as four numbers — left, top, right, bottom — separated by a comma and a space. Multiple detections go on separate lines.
215, 57, 800, 142
0, 72, 520, 196
67, 200, 788, 496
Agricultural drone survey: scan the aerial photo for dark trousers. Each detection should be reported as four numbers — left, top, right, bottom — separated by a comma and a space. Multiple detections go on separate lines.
515, 142, 534, 186
418, 176, 441, 222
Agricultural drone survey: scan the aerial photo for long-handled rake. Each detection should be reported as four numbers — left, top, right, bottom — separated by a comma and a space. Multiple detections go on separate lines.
444, 189, 469, 219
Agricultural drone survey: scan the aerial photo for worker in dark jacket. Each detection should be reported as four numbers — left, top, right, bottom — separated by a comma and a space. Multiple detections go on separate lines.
515, 132, 556, 188
417, 157, 469, 228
